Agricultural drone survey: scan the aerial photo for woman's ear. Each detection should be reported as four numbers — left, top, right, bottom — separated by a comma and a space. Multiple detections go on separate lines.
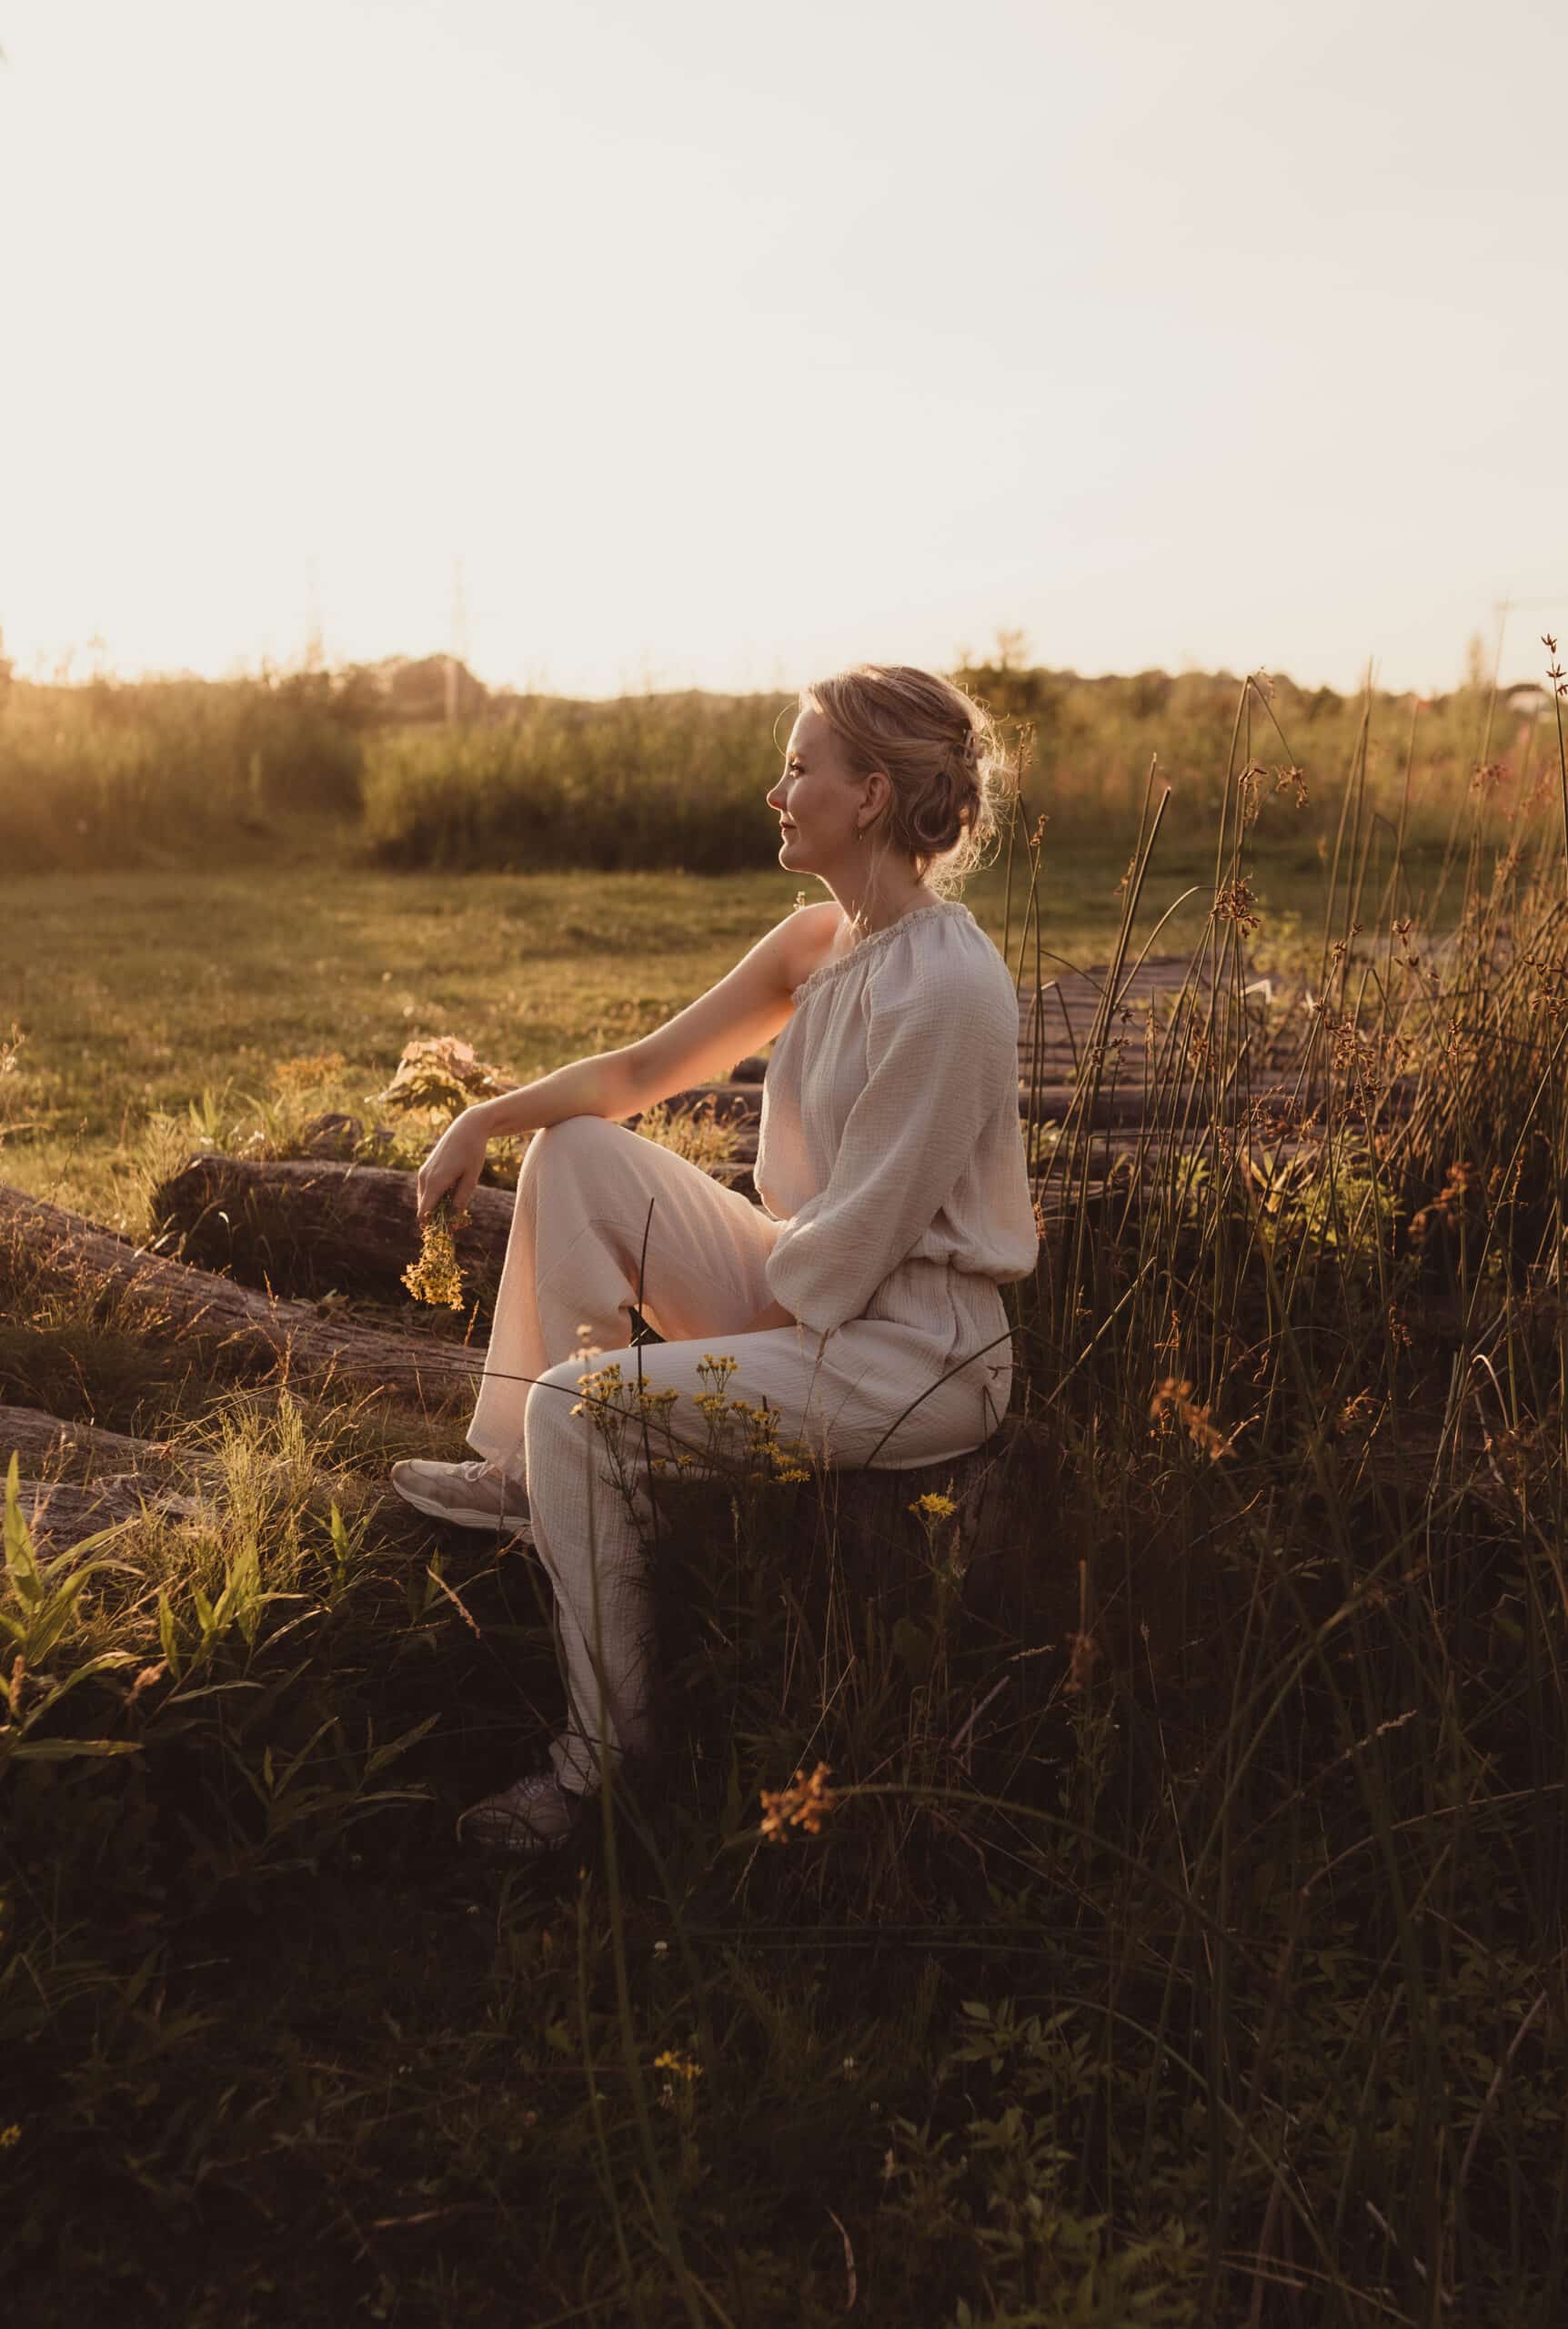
864, 768, 893, 823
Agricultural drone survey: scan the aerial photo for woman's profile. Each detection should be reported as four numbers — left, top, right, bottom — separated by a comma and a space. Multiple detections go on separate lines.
390, 662, 1039, 1855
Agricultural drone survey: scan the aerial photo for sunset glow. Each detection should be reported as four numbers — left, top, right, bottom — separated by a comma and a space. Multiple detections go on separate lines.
4, 0, 1567, 696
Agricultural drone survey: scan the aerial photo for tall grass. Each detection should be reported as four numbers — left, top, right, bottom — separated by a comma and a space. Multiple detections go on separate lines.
0, 670, 370, 870
3, 669, 1568, 2322
360, 691, 785, 873
359, 667, 1551, 873
4, 650, 1553, 875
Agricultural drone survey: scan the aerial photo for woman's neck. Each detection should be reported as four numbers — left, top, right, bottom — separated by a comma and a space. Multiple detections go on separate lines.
832, 871, 931, 935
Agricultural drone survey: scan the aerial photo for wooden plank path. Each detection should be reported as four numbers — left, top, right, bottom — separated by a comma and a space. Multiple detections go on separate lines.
1017, 953, 1260, 1084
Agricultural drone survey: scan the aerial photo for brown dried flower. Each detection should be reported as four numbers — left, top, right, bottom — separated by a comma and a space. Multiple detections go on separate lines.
1211, 878, 1262, 935
1149, 1375, 1236, 1461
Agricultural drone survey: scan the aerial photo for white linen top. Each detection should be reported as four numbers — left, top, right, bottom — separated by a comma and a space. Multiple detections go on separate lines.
755, 899, 1039, 1337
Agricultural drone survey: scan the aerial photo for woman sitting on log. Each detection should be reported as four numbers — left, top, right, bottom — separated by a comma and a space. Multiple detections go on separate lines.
391, 662, 1039, 1856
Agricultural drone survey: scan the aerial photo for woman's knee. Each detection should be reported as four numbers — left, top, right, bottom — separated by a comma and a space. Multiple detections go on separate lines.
518, 1112, 618, 1195
527, 1356, 597, 1444
532, 1114, 633, 1176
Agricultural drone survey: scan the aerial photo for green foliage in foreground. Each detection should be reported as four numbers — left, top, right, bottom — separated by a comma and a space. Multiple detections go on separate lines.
5, 763, 1568, 2322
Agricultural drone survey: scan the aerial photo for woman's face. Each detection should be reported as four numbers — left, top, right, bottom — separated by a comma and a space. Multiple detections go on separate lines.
766, 707, 868, 876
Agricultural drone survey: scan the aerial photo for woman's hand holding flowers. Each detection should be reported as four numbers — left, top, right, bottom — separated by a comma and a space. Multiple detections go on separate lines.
416, 1104, 492, 1225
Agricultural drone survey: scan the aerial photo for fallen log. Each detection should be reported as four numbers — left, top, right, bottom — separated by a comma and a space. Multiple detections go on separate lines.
0, 1184, 483, 1411
1020, 1073, 1418, 1129
151, 1153, 515, 1302
0, 1405, 153, 1474
0, 1405, 189, 1554
14, 1472, 202, 1556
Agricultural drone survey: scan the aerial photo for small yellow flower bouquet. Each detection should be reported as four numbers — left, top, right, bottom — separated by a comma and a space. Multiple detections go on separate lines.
403, 1192, 466, 1308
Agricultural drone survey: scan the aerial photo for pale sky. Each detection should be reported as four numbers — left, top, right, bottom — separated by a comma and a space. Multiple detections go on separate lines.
4, 0, 1567, 699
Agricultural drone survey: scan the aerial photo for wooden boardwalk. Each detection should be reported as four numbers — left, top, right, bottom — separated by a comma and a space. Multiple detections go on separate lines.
1015, 953, 1274, 1084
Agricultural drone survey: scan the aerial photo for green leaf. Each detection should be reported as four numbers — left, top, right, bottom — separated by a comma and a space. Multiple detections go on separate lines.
363, 1711, 440, 1779
4, 1455, 44, 1608
157, 1589, 182, 1681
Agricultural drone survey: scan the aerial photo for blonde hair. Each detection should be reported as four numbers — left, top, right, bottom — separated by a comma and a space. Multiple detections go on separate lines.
796, 662, 1011, 902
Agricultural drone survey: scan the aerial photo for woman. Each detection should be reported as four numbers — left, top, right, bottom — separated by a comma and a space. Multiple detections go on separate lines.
390, 663, 1039, 1855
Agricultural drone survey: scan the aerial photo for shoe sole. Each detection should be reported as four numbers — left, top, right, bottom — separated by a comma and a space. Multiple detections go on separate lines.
391, 1480, 533, 1535
457, 1814, 573, 1856
457, 1798, 589, 1856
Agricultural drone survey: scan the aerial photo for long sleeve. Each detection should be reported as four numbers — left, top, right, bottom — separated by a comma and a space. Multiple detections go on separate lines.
763, 943, 1023, 1336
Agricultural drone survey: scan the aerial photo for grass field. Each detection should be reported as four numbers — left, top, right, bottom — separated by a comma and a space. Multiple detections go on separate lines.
5, 772, 1568, 2324
2, 825, 1470, 1226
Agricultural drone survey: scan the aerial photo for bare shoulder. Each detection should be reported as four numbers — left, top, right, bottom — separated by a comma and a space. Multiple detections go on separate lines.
770, 899, 847, 991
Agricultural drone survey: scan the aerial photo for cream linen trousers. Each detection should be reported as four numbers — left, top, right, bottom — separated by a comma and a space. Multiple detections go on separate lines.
466, 1115, 1015, 1793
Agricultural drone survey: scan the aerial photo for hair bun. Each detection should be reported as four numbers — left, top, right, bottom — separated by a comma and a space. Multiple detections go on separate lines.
799, 662, 1008, 897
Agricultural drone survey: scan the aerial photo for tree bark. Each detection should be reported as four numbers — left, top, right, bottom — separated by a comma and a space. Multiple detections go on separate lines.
151, 1152, 516, 1301
0, 1404, 154, 1474
14, 1473, 198, 1556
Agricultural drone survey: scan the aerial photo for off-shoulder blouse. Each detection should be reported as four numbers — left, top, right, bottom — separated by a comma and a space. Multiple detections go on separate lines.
754, 900, 1039, 1336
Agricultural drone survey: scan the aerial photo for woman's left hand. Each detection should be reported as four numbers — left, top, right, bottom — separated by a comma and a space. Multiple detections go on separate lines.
416, 1105, 490, 1225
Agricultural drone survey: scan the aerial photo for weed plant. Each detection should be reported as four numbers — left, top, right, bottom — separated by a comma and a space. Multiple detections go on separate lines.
2, 670, 1568, 2323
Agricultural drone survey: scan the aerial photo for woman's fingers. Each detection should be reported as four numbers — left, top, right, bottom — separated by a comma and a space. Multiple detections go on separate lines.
417, 1156, 453, 1225
416, 1114, 486, 1225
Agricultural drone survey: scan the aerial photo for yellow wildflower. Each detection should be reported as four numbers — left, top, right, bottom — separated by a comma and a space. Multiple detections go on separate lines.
653, 2048, 703, 2083
910, 1491, 958, 1520
403, 1195, 465, 1308
1148, 1376, 1235, 1461
759, 1761, 839, 1841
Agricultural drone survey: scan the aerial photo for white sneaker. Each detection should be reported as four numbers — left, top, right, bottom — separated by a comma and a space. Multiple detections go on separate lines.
389, 1457, 532, 1536
457, 1770, 589, 1856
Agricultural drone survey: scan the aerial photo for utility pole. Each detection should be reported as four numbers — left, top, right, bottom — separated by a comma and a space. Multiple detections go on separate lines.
304, 553, 324, 672
446, 555, 468, 722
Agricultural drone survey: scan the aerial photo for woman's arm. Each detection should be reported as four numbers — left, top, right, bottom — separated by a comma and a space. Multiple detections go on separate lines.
415, 902, 841, 1221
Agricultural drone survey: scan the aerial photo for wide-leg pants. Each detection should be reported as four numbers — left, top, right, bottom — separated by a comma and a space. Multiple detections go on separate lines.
467, 1115, 1014, 1792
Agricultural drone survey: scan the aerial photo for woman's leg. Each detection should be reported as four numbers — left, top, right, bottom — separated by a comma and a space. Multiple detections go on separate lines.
524, 1306, 1009, 1795
466, 1116, 789, 1795
467, 1114, 786, 1477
